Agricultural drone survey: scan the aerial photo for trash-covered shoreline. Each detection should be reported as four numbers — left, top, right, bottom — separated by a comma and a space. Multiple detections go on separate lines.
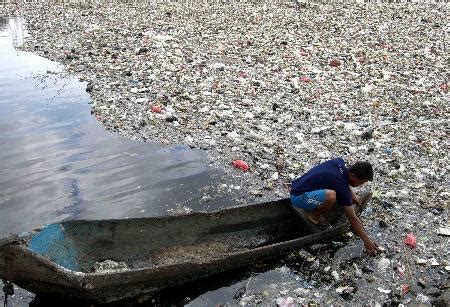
1, 1, 449, 305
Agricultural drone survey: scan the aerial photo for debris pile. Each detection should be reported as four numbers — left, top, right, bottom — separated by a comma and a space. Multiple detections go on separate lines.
232, 230, 449, 305
8, 2, 447, 202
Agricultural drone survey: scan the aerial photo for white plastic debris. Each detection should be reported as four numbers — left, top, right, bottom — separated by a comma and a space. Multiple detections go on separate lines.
436, 227, 450, 236
279, 290, 290, 296
239, 295, 255, 306
416, 293, 430, 303
271, 172, 279, 180
293, 288, 310, 296
430, 258, 440, 266
336, 285, 355, 294
377, 257, 391, 272
416, 258, 427, 265
331, 270, 340, 281
276, 297, 294, 307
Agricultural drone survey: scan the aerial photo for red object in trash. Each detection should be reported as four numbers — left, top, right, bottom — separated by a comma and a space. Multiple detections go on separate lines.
397, 264, 405, 278
404, 233, 416, 248
151, 105, 162, 113
232, 160, 249, 171
440, 82, 448, 92
299, 76, 312, 83
329, 58, 341, 67
238, 71, 248, 78
401, 284, 410, 295
298, 51, 309, 57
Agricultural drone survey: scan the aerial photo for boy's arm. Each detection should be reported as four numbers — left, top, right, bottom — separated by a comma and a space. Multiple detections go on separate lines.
343, 205, 379, 255
351, 190, 361, 206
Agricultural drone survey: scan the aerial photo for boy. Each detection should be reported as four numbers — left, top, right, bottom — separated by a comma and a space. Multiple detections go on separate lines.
290, 158, 379, 255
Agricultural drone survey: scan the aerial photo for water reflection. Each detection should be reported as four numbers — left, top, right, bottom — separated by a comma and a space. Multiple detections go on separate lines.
0, 17, 245, 238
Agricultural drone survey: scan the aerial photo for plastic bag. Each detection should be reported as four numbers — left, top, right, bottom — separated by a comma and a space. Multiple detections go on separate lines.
232, 160, 249, 171
404, 233, 416, 248
329, 59, 341, 67
151, 105, 162, 113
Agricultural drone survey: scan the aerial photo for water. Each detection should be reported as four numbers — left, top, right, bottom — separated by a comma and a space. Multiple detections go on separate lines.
0, 16, 254, 240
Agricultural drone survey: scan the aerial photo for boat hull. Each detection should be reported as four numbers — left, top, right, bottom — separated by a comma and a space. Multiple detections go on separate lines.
0, 196, 367, 303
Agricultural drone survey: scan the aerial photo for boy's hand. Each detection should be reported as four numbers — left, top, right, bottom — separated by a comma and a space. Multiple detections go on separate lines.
364, 240, 380, 255
343, 206, 379, 256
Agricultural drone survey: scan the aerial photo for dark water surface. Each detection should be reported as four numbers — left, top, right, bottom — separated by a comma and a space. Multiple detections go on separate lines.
0, 17, 249, 239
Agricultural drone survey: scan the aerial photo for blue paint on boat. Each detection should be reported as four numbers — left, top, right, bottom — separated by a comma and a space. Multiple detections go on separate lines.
29, 223, 78, 271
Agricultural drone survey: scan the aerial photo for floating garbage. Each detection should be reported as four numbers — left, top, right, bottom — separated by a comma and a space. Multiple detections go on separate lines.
416, 293, 430, 303
331, 270, 340, 281
430, 258, 440, 266
397, 264, 406, 278
336, 285, 355, 294
377, 288, 392, 294
232, 160, 249, 171
239, 295, 255, 306
436, 227, 450, 236
416, 258, 427, 265
276, 297, 295, 307
398, 284, 410, 296
4, 1, 447, 305
10, 2, 447, 215
299, 76, 312, 83
233, 287, 246, 300
151, 105, 162, 113
329, 59, 341, 67
404, 233, 417, 248
377, 257, 391, 272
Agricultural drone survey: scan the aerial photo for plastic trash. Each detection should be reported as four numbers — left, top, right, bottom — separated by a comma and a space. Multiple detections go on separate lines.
299, 76, 312, 83
397, 264, 406, 278
276, 297, 295, 307
232, 160, 249, 171
298, 50, 309, 57
398, 284, 410, 296
404, 233, 417, 248
151, 105, 162, 113
329, 59, 341, 67
377, 257, 391, 272
233, 286, 246, 299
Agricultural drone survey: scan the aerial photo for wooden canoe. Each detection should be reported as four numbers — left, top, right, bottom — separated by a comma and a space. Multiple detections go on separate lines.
0, 194, 370, 303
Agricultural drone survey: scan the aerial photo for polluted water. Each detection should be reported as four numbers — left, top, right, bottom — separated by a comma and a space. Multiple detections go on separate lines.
0, 1, 449, 306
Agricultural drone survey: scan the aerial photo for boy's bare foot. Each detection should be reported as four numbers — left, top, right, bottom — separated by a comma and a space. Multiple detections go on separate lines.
304, 212, 332, 229
303, 211, 320, 224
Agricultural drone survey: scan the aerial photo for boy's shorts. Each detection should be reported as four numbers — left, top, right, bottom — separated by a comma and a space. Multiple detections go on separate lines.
290, 190, 326, 212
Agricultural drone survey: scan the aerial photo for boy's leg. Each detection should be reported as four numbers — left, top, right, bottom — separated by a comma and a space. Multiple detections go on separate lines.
290, 190, 336, 225
308, 190, 336, 223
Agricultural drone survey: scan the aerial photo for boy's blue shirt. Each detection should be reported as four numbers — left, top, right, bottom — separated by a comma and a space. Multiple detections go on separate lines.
290, 158, 352, 206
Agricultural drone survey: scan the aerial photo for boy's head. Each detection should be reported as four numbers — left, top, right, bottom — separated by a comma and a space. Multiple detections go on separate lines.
348, 161, 373, 187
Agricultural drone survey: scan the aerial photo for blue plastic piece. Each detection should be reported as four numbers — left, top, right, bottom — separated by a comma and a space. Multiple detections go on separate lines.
29, 223, 78, 271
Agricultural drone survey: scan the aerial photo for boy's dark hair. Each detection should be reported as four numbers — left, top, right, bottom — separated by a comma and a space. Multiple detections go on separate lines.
349, 161, 374, 181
